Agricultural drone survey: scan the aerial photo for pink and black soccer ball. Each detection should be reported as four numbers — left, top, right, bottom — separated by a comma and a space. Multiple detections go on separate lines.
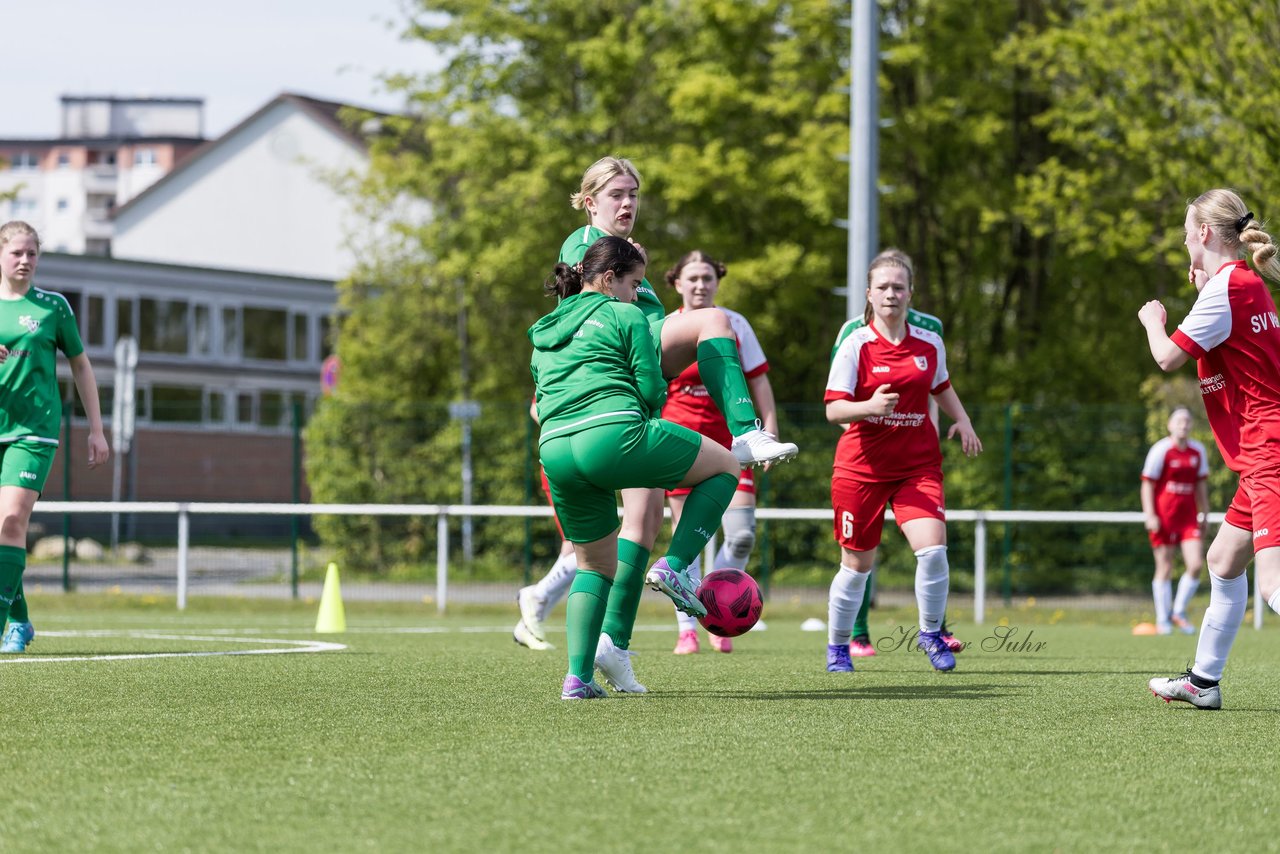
696, 569, 763, 638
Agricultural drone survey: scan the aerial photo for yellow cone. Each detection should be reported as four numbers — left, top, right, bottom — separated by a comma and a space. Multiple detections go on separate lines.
316, 562, 346, 633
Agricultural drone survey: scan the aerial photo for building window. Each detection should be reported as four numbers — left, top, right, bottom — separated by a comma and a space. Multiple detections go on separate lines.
208, 391, 227, 424
291, 314, 309, 361
150, 385, 203, 423
117, 298, 135, 339
56, 198, 69, 212
133, 148, 156, 166
242, 307, 287, 361
236, 393, 254, 426
139, 298, 188, 354
259, 391, 285, 427
13, 199, 36, 216
86, 295, 106, 347
193, 304, 212, 356
221, 307, 240, 358
56, 152, 71, 168
10, 151, 36, 170
319, 314, 334, 357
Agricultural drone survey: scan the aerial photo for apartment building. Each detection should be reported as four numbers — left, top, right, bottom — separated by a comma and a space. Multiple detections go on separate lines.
0, 96, 206, 255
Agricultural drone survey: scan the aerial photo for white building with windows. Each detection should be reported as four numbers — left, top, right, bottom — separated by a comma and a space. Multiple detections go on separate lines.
112, 92, 377, 281
38, 251, 335, 505
0, 96, 205, 255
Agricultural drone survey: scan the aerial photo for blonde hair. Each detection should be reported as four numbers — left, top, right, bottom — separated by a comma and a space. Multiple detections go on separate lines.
0, 220, 40, 252
569, 156, 641, 211
864, 247, 914, 324
1189, 189, 1280, 282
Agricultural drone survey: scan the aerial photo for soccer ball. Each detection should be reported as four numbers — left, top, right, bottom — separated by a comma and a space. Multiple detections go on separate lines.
697, 569, 763, 638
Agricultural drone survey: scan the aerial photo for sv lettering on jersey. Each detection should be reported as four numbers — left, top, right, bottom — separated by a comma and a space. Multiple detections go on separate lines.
1249, 311, 1280, 333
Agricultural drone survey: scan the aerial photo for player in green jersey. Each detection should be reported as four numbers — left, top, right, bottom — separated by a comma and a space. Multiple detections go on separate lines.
529, 236, 740, 699
0, 222, 109, 653
516, 156, 798, 693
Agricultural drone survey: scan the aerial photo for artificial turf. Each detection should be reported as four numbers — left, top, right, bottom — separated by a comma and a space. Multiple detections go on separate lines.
3, 595, 1276, 852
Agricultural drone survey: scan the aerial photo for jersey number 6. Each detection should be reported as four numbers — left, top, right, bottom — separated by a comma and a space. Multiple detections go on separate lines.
841, 511, 855, 540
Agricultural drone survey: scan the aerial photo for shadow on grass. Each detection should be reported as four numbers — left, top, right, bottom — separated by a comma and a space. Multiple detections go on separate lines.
657, 684, 1030, 701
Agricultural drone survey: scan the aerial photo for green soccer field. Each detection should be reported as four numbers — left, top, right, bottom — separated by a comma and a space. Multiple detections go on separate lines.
5, 595, 1276, 852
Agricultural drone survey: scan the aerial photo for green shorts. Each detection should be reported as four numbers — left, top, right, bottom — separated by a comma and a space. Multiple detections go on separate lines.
0, 440, 56, 493
540, 417, 702, 543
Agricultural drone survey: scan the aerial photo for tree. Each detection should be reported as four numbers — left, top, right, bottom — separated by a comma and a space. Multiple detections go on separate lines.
306, 0, 853, 573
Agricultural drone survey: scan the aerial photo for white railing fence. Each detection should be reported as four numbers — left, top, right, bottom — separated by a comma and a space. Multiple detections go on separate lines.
34, 502, 1265, 629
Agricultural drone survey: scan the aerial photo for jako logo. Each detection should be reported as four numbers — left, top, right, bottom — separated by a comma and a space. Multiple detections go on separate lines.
18, 471, 36, 481
17, 315, 38, 333
872, 366, 890, 373
1254, 528, 1269, 539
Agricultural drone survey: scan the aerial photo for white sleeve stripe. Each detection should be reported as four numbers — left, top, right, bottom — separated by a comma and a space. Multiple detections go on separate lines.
725, 309, 768, 374
1177, 271, 1233, 352
1141, 438, 1171, 479
827, 331, 864, 395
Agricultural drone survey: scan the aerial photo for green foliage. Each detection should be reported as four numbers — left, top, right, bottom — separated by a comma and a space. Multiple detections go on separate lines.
308, 0, 1278, 586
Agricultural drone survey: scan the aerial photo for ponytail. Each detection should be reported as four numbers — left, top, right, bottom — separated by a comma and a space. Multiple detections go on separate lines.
543, 236, 645, 300
545, 262, 585, 299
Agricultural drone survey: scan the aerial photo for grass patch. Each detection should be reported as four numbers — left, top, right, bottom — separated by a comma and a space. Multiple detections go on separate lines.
4, 596, 1275, 852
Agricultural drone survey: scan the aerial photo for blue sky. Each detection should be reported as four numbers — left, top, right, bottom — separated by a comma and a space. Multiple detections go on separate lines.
8, 0, 444, 139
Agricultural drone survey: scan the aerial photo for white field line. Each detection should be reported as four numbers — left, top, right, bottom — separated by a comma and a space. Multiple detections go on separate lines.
0, 631, 345, 665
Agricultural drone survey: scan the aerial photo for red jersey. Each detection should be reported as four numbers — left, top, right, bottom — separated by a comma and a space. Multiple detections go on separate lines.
1141, 437, 1208, 519
825, 322, 951, 481
661, 307, 768, 447
1171, 260, 1280, 474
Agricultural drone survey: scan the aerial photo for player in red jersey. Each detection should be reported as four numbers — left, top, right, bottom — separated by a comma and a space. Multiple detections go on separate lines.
823, 249, 982, 674
1141, 189, 1280, 710
660, 251, 776, 654
1139, 407, 1210, 635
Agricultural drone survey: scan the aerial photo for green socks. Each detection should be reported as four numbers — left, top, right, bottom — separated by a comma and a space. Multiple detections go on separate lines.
8, 580, 27, 623
600, 539, 649, 651
853, 578, 871, 638
0, 545, 26, 616
565, 570, 613, 682
696, 338, 758, 436
666, 472, 738, 571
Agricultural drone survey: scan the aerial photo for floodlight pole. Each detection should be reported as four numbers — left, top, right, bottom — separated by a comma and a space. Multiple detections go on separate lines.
846, 0, 879, 322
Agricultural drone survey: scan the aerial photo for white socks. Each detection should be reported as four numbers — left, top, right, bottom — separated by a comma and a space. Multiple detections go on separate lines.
1152, 579, 1173, 626
1172, 573, 1200, 618
675, 556, 703, 632
1268, 587, 1280, 616
1192, 573, 1248, 682
534, 551, 578, 615
828, 566, 870, 646
914, 546, 949, 632
713, 507, 757, 571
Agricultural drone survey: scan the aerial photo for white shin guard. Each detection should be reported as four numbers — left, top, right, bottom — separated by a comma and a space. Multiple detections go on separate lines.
714, 507, 757, 571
